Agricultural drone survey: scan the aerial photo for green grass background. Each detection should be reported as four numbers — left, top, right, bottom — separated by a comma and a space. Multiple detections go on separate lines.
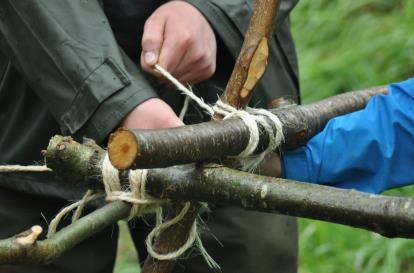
293, 1, 414, 272
115, 0, 414, 272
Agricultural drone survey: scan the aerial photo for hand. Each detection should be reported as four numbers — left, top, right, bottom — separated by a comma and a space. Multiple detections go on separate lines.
122, 98, 184, 129
140, 1, 217, 84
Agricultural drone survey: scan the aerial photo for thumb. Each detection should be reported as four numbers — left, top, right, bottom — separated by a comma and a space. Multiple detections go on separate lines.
141, 16, 165, 68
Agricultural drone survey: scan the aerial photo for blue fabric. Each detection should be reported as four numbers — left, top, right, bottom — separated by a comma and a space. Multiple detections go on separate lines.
282, 78, 414, 194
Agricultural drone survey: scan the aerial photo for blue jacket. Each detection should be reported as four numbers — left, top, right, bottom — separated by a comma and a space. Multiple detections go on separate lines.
283, 78, 414, 194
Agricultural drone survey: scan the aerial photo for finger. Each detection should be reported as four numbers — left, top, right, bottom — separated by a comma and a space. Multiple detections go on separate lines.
141, 16, 166, 73
173, 47, 204, 79
175, 44, 216, 80
179, 63, 216, 85
171, 48, 193, 79
158, 22, 189, 75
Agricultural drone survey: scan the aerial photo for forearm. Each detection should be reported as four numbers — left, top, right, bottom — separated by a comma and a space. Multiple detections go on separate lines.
283, 78, 414, 194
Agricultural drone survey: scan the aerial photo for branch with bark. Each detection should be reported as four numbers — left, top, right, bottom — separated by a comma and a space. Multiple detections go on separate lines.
0, 201, 130, 264
222, 0, 281, 108
108, 86, 387, 170
3, 133, 414, 264
47, 137, 414, 239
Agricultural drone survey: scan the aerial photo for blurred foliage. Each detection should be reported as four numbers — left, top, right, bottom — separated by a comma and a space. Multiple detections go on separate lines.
298, 185, 414, 273
292, 0, 414, 103
291, 0, 414, 272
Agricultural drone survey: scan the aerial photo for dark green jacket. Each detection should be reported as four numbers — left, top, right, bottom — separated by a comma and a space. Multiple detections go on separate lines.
0, 0, 299, 199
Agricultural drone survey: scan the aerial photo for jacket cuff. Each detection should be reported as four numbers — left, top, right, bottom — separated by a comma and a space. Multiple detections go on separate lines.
60, 56, 158, 144
282, 147, 312, 182
185, 0, 244, 57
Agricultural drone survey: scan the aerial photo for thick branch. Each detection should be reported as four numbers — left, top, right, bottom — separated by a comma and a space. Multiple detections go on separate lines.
109, 86, 387, 169
0, 201, 130, 264
44, 137, 414, 239
146, 165, 414, 239
141, 203, 201, 273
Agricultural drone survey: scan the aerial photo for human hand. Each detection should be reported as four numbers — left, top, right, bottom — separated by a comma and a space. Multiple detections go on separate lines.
122, 98, 184, 129
140, 1, 217, 84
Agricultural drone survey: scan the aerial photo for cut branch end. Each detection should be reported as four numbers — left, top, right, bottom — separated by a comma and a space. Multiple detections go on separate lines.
108, 128, 139, 169
15, 225, 43, 246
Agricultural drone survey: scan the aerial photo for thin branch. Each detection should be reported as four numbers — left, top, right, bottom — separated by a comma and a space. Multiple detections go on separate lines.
222, 0, 281, 108
0, 201, 130, 264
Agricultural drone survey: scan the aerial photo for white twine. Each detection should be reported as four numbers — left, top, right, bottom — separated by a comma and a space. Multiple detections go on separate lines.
155, 64, 284, 171
43, 153, 218, 267
0, 165, 52, 172
47, 190, 103, 238
0, 65, 283, 268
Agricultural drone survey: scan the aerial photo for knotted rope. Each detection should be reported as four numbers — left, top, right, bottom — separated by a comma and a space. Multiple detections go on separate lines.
155, 64, 284, 171
0, 157, 217, 267
0, 65, 283, 268
44, 153, 219, 267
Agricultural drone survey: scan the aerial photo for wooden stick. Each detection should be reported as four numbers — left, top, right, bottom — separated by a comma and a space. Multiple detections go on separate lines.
109, 86, 387, 169
6, 135, 414, 264
45, 136, 414, 239
222, 0, 281, 108
0, 201, 130, 264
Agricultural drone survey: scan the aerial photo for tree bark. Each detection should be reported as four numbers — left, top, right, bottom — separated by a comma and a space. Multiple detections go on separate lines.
0, 201, 130, 264
3, 135, 408, 263
146, 165, 414, 239
45, 136, 414, 237
222, 0, 281, 108
108, 86, 387, 170
6, 136, 412, 264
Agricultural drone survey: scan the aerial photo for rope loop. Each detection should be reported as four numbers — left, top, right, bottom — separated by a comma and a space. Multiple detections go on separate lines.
155, 63, 285, 171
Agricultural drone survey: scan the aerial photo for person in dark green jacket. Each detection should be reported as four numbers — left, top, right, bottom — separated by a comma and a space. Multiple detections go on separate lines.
0, 1, 299, 272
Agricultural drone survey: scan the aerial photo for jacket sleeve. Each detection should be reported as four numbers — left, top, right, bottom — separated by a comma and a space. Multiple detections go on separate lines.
186, 0, 300, 106
282, 78, 414, 194
0, 0, 158, 143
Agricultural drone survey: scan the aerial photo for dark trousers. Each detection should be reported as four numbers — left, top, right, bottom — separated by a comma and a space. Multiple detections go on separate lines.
0, 187, 297, 273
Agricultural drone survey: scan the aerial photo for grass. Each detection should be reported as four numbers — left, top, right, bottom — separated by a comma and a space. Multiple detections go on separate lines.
292, 0, 414, 103
114, 1, 414, 272
292, 1, 414, 272
298, 187, 414, 273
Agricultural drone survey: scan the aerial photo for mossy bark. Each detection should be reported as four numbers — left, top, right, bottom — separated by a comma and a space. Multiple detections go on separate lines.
4, 136, 413, 264
49, 137, 414, 238
0, 201, 130, 264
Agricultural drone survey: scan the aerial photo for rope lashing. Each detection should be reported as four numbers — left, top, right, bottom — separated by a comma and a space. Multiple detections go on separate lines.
0, 65, 282, 269
155, 64, 284, 171
0, 161, 218, 266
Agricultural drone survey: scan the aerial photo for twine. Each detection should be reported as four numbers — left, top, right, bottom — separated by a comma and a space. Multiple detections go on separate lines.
0, 159, 218, 267
0, 165, 52, 172
0, 65, 283, 268
155, 64, 284, 171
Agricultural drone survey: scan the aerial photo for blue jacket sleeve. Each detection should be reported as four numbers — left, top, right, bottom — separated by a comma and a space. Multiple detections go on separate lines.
282, 78, 414, 194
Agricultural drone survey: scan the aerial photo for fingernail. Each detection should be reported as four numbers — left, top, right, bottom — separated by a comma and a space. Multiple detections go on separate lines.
144, 51, 157, 65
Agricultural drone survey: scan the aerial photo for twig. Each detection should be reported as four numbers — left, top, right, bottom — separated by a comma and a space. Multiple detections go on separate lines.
0, 201, 130, 264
